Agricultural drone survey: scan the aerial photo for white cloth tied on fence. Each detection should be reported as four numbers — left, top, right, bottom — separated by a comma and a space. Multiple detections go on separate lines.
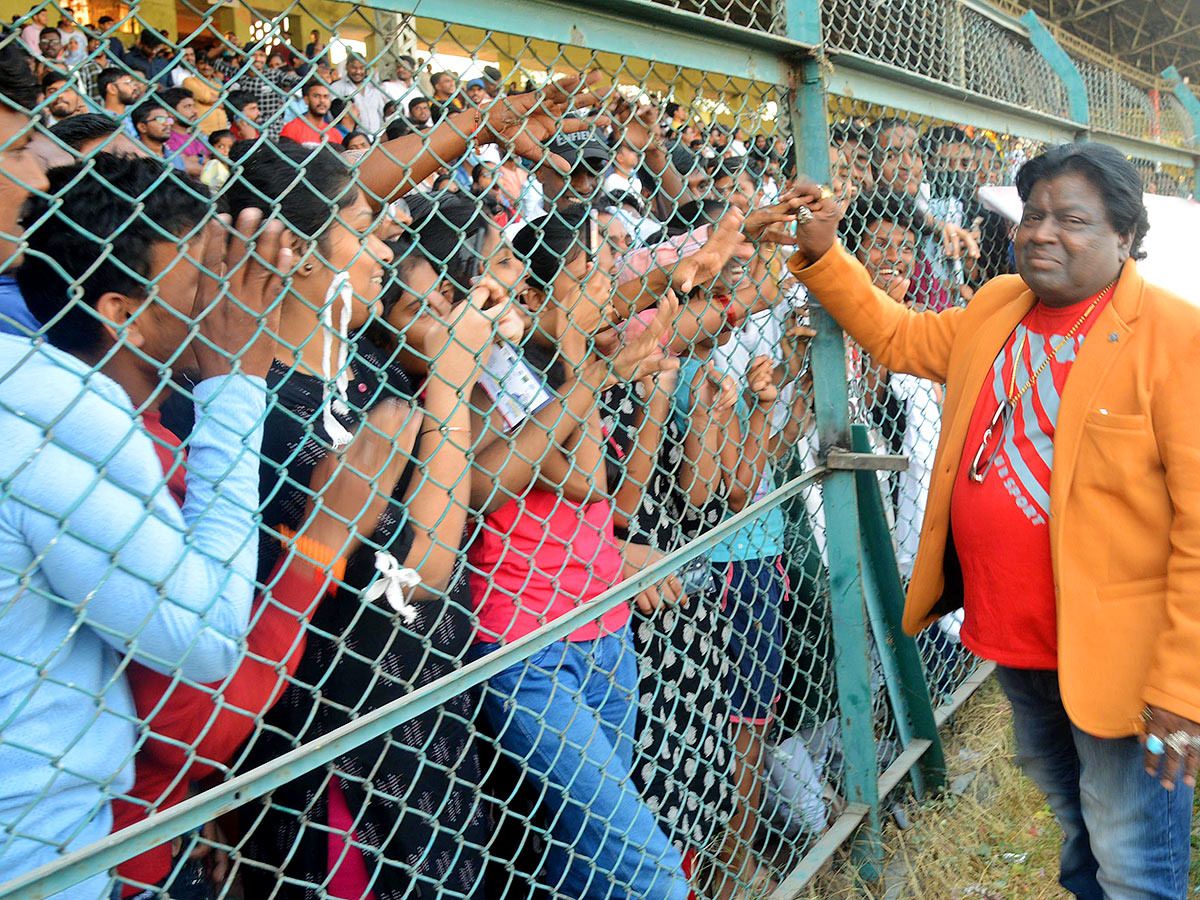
363, 551, 421, 623
321, 270, 355, 449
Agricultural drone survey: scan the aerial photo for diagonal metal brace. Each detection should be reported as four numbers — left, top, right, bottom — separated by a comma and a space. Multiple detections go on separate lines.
824, 448, 909, 472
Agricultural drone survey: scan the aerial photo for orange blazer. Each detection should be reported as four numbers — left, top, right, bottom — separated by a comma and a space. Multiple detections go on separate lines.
789, 243, 1200, 737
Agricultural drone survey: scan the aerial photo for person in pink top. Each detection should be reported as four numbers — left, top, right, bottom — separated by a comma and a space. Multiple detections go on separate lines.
466, 204, 691, 900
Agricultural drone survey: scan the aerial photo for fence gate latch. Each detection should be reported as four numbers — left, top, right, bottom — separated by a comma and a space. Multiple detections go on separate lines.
824, 448, 909, 472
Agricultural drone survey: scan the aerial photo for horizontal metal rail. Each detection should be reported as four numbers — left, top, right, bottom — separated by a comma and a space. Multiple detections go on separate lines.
371, 0, 810, 84
828, 50, 1200, 168
767, 802, 872, 899
0, 466, 827, 900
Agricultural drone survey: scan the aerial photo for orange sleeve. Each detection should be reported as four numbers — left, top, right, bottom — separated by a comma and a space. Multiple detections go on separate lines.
787, 242, 965, 384
1144, 327, 1200, 724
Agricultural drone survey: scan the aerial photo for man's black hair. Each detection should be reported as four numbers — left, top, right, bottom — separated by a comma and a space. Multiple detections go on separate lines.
301, 78, 326, 97
407, 95, 429, 115
158, 86, 193, 110
385, 117, 411, 140
97, 66, 126, 100
130, 100, 166, 129
924, 124, 970, 156
48, 112, 120, 148
137, 29, 164, 50
1015, 141, 1150, 260
39, 67, 66, 92
711, 156, 753, 187
841, 189, 928, 254
18, 154, 211, 356
831, 120, 874, 150
226, 90, 257, 115
224, 139, 354, 245
0, 38, 39, 111
665, 101, 681, 119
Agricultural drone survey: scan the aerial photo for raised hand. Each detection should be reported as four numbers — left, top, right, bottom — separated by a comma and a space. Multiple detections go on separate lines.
191, 210, 289, 380
673, 206, 747, 293
941, 221, 981, 261
743, 188, 807, 245
607, 289, 681, 384
692, 362, 738, 419
787, 179, 844, 267
747, 355, 779, 407
480, 71, 609, 173
430, 282, 520, 388
301, 398, 420, 556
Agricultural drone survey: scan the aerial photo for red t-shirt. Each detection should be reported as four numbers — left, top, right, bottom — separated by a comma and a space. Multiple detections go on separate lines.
113, 415, 326, 894
469, 490, 629, 644
951, 287, 1113, 670
279, 116, 343, 145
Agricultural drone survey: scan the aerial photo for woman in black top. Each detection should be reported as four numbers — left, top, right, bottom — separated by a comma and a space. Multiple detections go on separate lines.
226, 142, 510, 900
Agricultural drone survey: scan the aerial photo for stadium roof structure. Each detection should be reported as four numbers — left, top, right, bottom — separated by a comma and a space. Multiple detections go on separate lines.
991, 0, 1200, 82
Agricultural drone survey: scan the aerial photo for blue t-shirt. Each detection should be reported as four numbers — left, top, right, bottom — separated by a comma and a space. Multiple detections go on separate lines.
672, 357, 785, 563
0, 274, 39, 336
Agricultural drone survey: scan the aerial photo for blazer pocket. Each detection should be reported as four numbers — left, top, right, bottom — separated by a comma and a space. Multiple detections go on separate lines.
1083, 410, 1147, 430
1095, 575, 1167, 603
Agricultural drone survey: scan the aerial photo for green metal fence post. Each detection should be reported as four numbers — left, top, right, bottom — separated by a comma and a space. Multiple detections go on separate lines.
1160, 66, 1200, 196
1020, 11, 1090, 129
851, 424, 946, 798
782, 0, 883, 878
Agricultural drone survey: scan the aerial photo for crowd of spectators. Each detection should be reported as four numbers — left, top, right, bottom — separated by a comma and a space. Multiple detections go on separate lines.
0, 8, 1120, 900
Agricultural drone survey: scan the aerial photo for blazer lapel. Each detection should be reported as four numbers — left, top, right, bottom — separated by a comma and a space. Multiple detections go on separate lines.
1049, 261, 1143, 518
939, 288, 1037, 472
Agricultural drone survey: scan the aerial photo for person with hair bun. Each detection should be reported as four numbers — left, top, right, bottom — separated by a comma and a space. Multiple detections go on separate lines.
788, 141, 1199, 898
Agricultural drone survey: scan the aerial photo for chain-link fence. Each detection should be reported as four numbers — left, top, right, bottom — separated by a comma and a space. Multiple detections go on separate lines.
0, 0, 1195, 898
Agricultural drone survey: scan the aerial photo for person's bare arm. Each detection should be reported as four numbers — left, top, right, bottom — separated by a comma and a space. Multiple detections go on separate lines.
611, 370, 676, 528
727, 357, 777, 513
678, 364, 739, 509
613, 207, 746, 319
356, 72, 605, 210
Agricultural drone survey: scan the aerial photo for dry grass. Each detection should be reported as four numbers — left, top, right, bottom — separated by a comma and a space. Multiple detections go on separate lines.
792, 677, 1200, 900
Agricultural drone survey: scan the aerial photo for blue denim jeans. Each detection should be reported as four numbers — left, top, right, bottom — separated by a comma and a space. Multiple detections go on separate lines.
470, 626, 689, 900
995, 667, 1193, 900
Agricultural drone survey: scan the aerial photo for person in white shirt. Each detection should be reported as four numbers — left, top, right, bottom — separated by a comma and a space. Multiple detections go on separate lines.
330, 55, 389, 136
380, 53, 421, 110
168, 46, 197, 88
601, 141, 642, 196
728, 126, 749, 158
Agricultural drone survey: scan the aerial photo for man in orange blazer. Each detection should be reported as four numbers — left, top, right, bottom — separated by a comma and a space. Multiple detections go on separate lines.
787, 142, 1199, 899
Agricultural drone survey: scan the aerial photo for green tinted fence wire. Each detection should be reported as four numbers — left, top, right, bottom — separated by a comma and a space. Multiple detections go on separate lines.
0, 466, 824, 900
0, 0, 1194, 896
